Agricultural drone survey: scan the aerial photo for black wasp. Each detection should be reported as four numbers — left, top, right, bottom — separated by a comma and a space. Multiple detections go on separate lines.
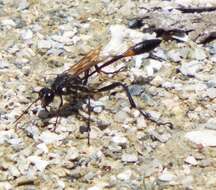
14, 39, 172, 145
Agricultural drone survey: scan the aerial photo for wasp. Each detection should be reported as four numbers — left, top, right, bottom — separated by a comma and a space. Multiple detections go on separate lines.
14, 39, 172, 145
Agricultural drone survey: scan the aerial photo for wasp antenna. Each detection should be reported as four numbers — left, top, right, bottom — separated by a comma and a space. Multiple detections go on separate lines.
13, 98, 40, 125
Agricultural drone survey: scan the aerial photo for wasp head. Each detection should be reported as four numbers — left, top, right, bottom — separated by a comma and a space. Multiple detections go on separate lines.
38, 88, 55, 108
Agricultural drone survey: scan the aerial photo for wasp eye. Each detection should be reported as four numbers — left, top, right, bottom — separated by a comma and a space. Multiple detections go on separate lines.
39, 88, 55, 107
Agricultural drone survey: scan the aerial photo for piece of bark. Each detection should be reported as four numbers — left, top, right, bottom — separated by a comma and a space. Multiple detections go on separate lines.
176, 7, 216, 13
143, 27, 193, 42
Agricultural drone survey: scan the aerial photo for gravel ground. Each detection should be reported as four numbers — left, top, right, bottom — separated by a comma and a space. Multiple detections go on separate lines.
1, 0, 216, 189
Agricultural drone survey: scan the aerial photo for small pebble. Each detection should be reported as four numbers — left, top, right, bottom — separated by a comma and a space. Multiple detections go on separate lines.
136, 116, 147, 129
167, 49, 181, 62
114, 110, 131, 123
111, 135, 128, 147
1, 19, 16, 27
93, 106, 103, 113
39, 131, 65, 144
204, 118, 216, 130
158, 170, 175, 182
36, 143, 49, 153
8, 165, 20, 177
66, 147, 79, 161
38, 40, 52, 49
117, 169, 132, 181
27, 156, 49, 172
185, 156, 198, 166
146, 59, 162, 76
108, 144, 122, 152
128, 84, 144, 96
84, 172, 97, 181
88, 182, 108, 190
185, 130, 216, 147
0, 60, 9, 69
17, 0, 29, 10
190, 48, 206, 60
21, 29, 33, 40
179, 61, 203, 77
121, 153, 138, 163
206, 88, 216, 99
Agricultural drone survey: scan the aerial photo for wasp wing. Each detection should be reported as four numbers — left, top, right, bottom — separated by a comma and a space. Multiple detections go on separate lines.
64, 46, 103, 76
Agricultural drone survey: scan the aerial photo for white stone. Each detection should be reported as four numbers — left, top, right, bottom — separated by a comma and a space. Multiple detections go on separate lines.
25, 125, 40, 140
205, 118, 216, 130
148, 111, 161, 120
136, 116, 147, 129
0, 182, 12, 190
131, 109, 140, 118
185, 156, 198, 166
7, 138, 22, 146
66, 147, 79, 161
102, 25, 127, 56
134, 54, 148, 69
159, 170, 175, 182
114, 110, 130, 123
38, 40, 52, 49
146, 59, 163, 76
51, 35, 73, 44
1, 19, 16, 27
167, 50, 181, 62
0, 59, 9, 69
17, 157, 30, 175
93, 106, 103, 113
37, 143, 49, 153
121, 153, 138, 163
57, 180, 65, 189
185, 130, 216, 147
119, 0, 135, 16
130, 68, 146, 81
180, 61, 202, 77
8, 165, 20, 177
117, 169, 132, 181
88, 182, 108, 190
63, 30, 77, 38
102, 24, 150, 58
39, 131, 65, 144
28, 156, 49, 172
17, 0, 29, 10
15, 57, 29, 65
206, 88, 216, 99
111, 135, 128, 146
0, 131, 16, 144
190, 48, 206, 60
21, 29, 33, 40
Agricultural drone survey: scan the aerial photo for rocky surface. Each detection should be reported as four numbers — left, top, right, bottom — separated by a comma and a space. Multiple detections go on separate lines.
1, 0, 216, 189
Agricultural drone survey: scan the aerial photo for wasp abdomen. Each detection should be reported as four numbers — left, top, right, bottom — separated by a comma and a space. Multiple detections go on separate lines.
124, 39, 161, 56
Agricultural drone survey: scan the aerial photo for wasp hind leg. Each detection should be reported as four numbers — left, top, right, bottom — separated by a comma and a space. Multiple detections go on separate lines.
97, 82, 173, 128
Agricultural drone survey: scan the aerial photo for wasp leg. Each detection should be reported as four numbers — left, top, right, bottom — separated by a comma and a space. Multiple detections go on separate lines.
52, 95, 63, 131
95, 65, 126, 75
97, 82, 173, 128
87, 95, 91, 146
83, 70, 90, 85
97, 82, 136, 108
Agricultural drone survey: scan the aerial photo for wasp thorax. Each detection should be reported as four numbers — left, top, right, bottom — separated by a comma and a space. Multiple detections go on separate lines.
38, 88, 55, 107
